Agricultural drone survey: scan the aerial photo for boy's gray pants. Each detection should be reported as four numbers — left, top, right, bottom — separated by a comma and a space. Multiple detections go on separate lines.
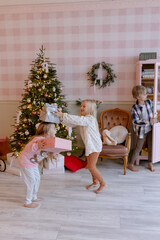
129, 130, 152, 165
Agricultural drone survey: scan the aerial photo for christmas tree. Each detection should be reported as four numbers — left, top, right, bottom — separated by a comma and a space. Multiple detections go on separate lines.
10, 46, 76, 156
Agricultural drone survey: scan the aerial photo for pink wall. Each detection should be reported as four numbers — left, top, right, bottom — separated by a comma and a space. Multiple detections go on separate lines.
0, 1, 160, 101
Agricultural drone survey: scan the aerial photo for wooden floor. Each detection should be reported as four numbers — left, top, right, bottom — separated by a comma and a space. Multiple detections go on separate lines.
1, 159, 160, 240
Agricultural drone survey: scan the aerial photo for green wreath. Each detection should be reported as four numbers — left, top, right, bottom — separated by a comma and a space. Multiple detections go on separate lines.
87, 61, 116, 88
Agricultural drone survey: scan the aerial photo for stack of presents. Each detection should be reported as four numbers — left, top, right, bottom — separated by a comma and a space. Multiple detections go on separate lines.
1, 104, 86, 176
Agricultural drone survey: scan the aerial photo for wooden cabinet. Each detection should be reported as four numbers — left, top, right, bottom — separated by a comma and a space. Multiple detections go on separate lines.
136, 59, 160, 164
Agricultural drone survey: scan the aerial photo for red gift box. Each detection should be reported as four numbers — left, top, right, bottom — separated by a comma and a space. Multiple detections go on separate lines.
38, 137, 72, 153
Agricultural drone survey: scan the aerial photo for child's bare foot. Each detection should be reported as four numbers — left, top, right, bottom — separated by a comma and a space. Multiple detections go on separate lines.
128, 164, 139, 172
94, 183, 107, 194
32, 197, 44, 202
148, 162, 155, 172
86, 183, 99, 190
24, 203, 40, 208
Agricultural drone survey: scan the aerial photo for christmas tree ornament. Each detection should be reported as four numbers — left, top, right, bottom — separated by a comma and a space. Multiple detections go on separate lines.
16, 111, 22, 124
42, 62, 49, 73
53, 87, 56, 91
25, 130, 29, 135
58, 107, 62, 112
43, 74, 47, 79
27, 98, 31, 103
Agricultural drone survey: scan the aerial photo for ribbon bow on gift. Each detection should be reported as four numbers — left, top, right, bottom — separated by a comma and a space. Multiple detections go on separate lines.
39, 103, 60, 123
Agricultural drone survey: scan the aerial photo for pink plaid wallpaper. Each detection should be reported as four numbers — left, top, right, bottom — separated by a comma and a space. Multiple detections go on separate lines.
0, 1, 160, 101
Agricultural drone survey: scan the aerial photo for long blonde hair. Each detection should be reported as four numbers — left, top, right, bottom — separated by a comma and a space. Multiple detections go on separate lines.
36, 122, 56, 136
82, 99, 99, 130
82, 99, 97, 118
35, 122, 56, 161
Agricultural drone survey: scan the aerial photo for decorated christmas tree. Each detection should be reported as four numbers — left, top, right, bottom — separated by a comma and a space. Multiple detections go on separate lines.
10, 46, 76, 156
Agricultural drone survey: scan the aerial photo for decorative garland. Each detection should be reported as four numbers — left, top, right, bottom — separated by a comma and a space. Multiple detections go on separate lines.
87, 61, 116, 88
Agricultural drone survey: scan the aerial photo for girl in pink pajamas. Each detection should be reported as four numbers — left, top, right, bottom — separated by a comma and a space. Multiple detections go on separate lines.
19, 122, 57, 208
55, 99, 107, 193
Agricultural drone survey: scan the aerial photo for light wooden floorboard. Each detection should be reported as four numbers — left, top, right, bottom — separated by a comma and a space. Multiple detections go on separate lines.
1, 159, 160, 240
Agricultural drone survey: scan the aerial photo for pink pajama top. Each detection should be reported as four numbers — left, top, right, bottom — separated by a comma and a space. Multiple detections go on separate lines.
18, 136, 45, 168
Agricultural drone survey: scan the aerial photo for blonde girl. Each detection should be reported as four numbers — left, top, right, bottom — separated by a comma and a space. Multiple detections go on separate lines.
19, 122, 57, 208
55, 100, 106, 193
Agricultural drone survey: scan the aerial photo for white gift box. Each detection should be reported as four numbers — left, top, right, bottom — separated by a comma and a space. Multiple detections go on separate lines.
7, 152, 20, 168
39, 103, 60, 123
6, 153, 22, 176
44, 154, 64, 174
6, 165, 22, 176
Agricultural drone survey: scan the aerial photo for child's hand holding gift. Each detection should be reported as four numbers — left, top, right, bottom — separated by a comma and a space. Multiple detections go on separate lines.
38, 139, 45, 149
54, 111, 63, 118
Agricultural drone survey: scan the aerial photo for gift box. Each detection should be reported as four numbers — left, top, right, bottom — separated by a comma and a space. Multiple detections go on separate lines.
6, 165, 22, 176
39, 103, 60, 123
7, 152, 20, 168
6, 152, 22, 176
38, 137, 72, 154
44, 154, 64, 174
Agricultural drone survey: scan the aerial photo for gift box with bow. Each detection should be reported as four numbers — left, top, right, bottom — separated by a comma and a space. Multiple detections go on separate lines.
39, 103, 60, 123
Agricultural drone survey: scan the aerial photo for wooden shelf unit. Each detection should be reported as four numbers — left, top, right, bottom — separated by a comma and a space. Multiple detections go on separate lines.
136, 59, 160, 121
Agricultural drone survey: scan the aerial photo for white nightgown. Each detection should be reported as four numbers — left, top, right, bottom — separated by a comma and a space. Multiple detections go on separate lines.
62, 113, 102, 156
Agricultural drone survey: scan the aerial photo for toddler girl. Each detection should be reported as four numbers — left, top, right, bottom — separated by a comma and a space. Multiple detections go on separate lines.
55, 99, 107, 193
19, 122, 57, 208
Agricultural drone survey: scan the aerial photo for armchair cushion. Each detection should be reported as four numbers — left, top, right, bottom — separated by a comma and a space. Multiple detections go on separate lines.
110, 126, 128, 144
100, 144, 128, 157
